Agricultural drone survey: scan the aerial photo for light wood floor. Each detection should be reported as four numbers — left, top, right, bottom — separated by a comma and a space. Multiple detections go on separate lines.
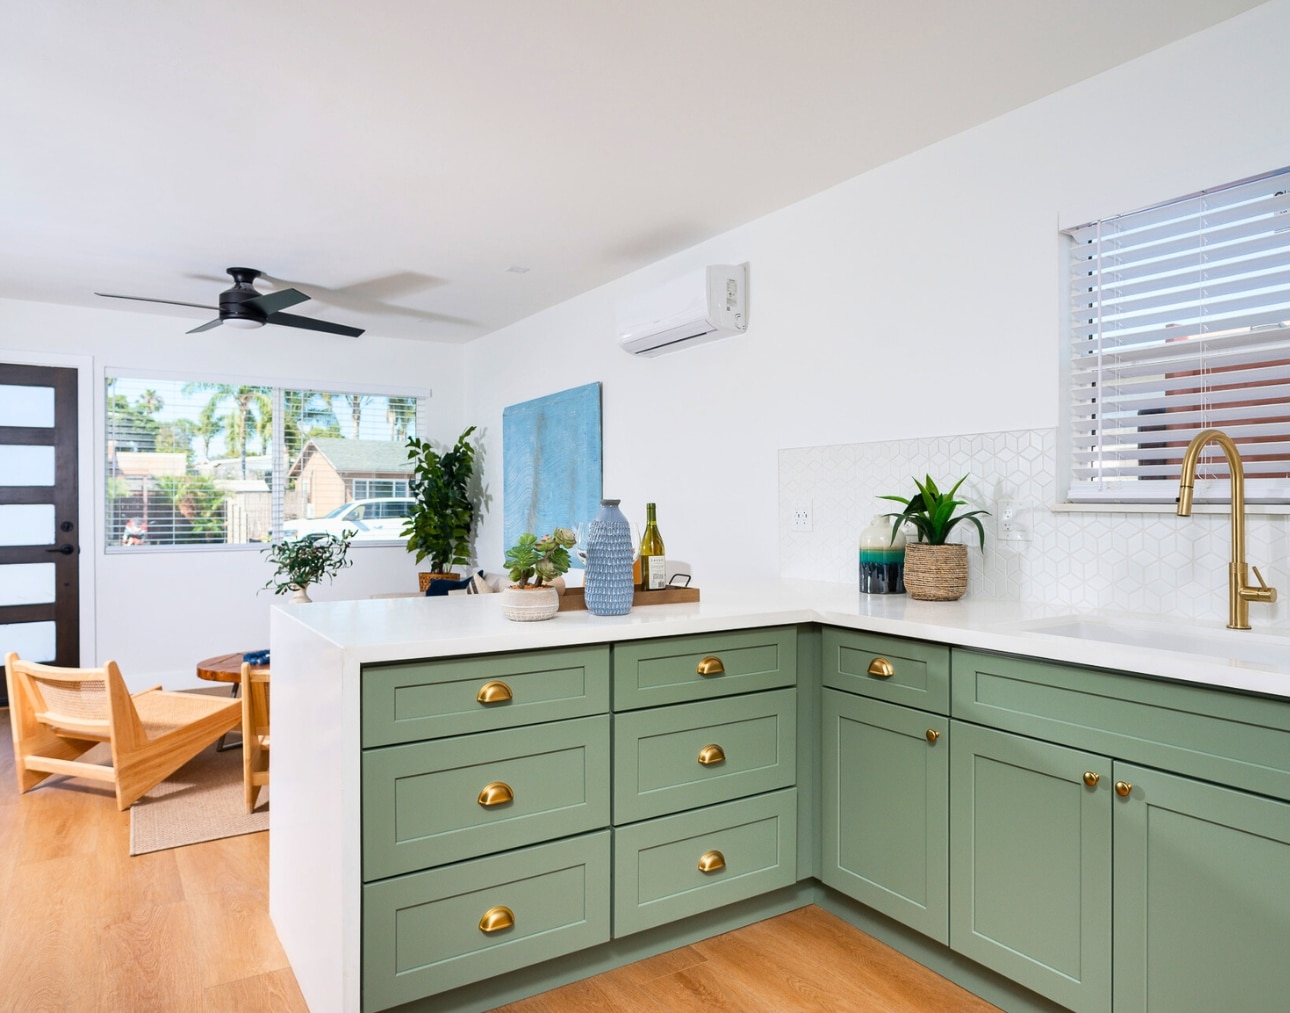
1, 707, 999, 1012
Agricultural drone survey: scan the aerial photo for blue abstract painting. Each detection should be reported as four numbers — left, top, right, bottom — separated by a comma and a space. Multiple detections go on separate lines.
503, 382, 602, 568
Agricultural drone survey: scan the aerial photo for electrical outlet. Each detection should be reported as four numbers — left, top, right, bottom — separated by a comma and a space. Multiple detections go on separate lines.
791, 505, 813, 532
997, 500, 1032, 542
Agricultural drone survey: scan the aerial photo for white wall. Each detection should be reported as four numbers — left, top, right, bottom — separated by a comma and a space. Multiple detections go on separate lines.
464, 2, 1290, 585
1, 297, 465, 689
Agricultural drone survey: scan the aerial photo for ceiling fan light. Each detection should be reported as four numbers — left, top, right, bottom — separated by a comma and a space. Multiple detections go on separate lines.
223, 317, 264, 330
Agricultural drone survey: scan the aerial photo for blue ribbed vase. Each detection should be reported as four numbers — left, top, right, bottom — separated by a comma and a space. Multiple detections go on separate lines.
583, 499, 634, 616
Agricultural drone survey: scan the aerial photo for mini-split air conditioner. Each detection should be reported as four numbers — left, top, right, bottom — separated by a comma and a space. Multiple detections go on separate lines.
616, 263, 748, 356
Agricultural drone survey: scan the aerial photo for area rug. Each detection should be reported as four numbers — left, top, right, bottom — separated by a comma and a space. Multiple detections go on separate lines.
129, 742, 269, 855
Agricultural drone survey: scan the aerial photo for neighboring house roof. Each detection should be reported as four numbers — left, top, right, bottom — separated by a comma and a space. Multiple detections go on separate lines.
113, 451, 188, 477
288, 438, 412, 479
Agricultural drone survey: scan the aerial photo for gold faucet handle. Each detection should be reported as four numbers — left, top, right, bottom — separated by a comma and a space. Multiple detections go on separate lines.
1247, 566, 1278, 604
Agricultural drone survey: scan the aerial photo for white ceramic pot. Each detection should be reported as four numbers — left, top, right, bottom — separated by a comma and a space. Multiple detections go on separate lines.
500, 584, 560, 622
291, 584, 312, 603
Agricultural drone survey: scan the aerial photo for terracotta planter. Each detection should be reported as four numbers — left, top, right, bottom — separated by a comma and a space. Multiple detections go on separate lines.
419, 571, 462, 592
903, 543, 968, 601
499, 584, 560, 622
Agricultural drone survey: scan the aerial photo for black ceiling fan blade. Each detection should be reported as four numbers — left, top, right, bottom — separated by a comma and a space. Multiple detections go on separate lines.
186, 318, 224, 334
247, 288, 310, 315
96, 292, 218, 311
266, 311, 364, 337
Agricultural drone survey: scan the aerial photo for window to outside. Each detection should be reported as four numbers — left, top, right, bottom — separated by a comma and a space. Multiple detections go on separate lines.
106, 377, 420, 548
1062, 166, 1290, 504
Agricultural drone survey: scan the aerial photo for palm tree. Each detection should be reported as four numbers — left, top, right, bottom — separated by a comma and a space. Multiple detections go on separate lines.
183, 383, 272, 479
386, 396, 417, 441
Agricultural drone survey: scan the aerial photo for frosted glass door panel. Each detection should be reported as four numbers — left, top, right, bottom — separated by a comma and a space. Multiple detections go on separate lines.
0, 385, 55, 427
0, 563, 56, 606
0, 622, 57, 662
0, 445, 56, 486
0, 504, 56, 546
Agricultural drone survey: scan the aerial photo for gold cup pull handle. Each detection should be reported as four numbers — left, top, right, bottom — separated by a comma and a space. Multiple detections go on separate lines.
477, 781, 514, 807
476, 681, 513, 704
697, 744, 726, 766
697, 656, 725, 677
867, 657, 895, 679
1115, 780, 1133, 798
697, 850, 726, 873
1083, 771, 1101, 787
478, 906, 514, 934
925, 729, 940, 744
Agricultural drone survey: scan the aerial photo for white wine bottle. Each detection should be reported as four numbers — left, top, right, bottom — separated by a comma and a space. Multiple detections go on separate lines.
639, 502, 666, 591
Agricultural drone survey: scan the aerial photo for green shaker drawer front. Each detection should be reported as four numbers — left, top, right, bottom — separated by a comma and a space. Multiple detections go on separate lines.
361, 645, 610, 747
613, 689, 796, 824
362, 830, 611, 1012
612, 626, 797, 710
613, 789, 797, 937
822, 627, 949, 712
362, 715, 610, 881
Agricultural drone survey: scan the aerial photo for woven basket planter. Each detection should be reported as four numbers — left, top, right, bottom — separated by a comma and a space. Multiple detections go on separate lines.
418, 571, 462, 592
903, 543, 968, 601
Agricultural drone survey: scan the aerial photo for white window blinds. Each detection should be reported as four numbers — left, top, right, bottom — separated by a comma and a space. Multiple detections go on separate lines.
1063, 167, 1290, 503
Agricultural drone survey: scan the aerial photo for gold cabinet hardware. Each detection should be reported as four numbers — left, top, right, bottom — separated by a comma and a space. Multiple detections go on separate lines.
925, 729, 941, 744
867, 657, 895, 678
697, 656, 725, 677
476, 681, 513, 704
1115, 780, 1133, 798
697, 744, 726, 766
1083, 771, 1101, 787
478, 906, 514, 933
697, 850, 726, 873
477, 781, 514, 807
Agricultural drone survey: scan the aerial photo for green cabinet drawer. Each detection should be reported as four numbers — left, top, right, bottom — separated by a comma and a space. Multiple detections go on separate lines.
820, 689, 949, 943
613, 789, 797, 937
362, 830, 611, 1012
822, 627, 949, 713
361, 645, 610, 747
612, 626, 797, 711
362, 715, 610, 881
613, 689, 796, 824
952, 648, 1290, 802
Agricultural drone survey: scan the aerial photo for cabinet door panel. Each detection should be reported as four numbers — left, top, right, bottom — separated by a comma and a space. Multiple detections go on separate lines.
822, 628, 950, 712
950, 721, 1111, 1013
820, 689, 948, 943
1113, 763, 1290, 1013
612, 627, 796, 710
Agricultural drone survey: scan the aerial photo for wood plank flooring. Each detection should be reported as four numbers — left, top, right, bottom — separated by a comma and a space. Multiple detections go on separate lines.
2, 707, 999, 1012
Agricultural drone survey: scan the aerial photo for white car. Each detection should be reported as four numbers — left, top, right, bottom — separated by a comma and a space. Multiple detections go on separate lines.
281, 497, 413, 542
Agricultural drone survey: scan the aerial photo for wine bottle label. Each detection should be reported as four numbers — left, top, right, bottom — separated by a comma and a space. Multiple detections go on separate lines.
644, 554, 666, 590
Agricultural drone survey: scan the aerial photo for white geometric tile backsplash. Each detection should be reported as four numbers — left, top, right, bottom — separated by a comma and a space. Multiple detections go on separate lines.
779, 428, 1290, 624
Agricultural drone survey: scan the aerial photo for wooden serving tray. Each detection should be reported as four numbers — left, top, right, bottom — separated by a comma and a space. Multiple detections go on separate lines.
558, 585, 700, 612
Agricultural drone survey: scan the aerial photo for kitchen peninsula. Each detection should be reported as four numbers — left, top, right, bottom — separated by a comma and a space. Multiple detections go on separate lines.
270, 582, 1290, 1013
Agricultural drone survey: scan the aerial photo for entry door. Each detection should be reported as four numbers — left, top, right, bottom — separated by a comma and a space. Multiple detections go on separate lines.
0, 363, 80, 703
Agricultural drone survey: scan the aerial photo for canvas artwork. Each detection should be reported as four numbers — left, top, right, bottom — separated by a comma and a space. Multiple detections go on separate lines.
503, 382, 603, 567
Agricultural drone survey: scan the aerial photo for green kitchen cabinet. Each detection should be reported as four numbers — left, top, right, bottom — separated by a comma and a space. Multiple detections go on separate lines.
820, 688, 949, 943
949, 719, 1112, 1013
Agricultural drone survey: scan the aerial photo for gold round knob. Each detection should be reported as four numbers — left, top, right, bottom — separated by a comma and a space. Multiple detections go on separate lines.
697, 656, 725, 677
867, 657, 894, 678
476, 681, 513, 704
1115, 780, 1133, 798
1083, 771, 1100, 787
697, 850, 726, 873
478, 906, 514, 933
925, 729, 940, 744
698, 744, 726, 766
477, 781, 514, 807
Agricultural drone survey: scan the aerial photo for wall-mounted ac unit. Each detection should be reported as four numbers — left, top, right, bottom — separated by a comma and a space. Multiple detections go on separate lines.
616, 263, 748, 356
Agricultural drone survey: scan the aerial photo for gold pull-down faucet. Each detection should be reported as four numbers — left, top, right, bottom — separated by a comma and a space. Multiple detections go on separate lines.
1176, 428, 1278, 630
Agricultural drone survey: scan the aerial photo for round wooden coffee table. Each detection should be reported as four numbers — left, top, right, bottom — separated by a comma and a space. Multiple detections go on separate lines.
196, 652, 268, 685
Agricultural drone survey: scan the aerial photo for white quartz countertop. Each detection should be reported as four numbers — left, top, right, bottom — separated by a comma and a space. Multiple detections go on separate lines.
275, 580, 1290, 700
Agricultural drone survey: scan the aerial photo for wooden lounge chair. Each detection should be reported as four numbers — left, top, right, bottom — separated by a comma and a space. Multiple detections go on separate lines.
4, 651, 242, 811
240, 661, 270, 813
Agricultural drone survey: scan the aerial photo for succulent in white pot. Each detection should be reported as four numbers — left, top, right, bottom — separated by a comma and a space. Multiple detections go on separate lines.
499, 528, 575, 621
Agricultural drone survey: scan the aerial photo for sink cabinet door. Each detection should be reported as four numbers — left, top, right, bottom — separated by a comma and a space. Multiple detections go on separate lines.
820, 688, 948, 943
1113, 763, 1290, 1013
949, 721, 1112, 1013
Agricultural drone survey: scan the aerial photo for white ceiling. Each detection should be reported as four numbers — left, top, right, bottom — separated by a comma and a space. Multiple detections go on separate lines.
0, 1, 1268, 344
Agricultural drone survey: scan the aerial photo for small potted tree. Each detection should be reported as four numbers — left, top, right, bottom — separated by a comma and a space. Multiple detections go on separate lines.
881, 474, 989, 601
262, 532, 353, 603
402, 425, 478, 591
500, 528, 576, 621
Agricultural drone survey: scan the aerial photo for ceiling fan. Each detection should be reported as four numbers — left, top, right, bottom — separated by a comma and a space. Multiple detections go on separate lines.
95, 267, 365, 337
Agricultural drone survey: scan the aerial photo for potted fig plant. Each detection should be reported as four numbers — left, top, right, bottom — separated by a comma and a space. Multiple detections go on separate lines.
262, 531, 352, 603
402, 425, 478, 591
500, 528, 576, 621
880, 474, 989, 601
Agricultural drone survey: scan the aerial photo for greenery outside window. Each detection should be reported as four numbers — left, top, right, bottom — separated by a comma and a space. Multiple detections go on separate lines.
106, 376, 421, 548
1061, 166, 1290, 505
